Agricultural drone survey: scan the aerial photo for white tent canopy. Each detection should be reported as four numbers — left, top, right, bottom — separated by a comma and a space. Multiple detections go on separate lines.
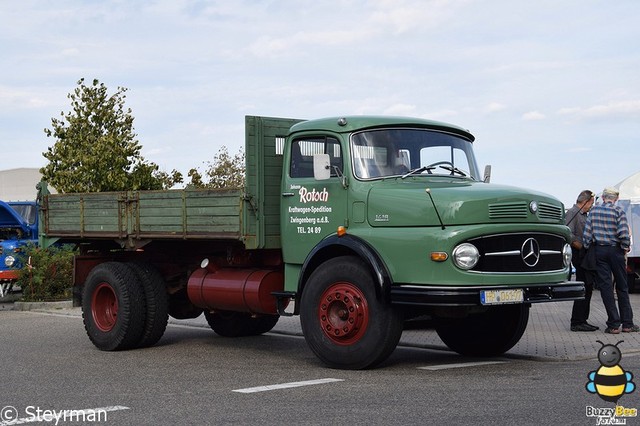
614, 171, 640, 201
0, 168, 45, 201
614, 171, 640, 257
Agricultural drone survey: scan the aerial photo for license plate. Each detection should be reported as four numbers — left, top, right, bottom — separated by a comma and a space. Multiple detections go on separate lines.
480, 289, 524, 305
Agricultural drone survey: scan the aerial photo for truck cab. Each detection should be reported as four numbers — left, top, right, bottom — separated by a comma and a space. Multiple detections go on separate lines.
0, 200, 38, 297
278, 116, 582, 367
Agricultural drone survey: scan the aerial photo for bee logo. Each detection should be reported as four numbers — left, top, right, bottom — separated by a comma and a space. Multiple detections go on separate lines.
586, 340, 635, 403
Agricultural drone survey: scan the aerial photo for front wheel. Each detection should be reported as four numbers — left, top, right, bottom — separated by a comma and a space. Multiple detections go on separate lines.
300, 256, 403, 370
435, 304, 530, 357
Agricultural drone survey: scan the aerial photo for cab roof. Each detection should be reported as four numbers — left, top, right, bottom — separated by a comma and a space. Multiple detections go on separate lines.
289, 116, 475, 142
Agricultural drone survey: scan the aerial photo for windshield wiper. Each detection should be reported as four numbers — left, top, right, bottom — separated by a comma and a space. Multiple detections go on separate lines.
439, 165, 467, 177
401, 166, 436, 179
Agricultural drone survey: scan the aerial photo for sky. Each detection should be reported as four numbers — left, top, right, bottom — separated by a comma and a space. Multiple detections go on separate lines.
1, 0, 639, 208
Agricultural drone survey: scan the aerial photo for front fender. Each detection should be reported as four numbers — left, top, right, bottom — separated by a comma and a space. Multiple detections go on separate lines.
298, 234, 392, 305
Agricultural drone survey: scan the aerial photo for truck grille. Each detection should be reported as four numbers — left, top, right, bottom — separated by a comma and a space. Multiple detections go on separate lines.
488, 202, 563, 221
469, 232, 566, 273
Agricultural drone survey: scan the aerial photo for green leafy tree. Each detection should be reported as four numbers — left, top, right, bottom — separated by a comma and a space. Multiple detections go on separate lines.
16, 243, 76, 301
188, 146, 245, 189
42, 78, 182, 192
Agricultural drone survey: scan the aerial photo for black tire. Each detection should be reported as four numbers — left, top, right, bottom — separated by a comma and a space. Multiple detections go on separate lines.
245, 314, 280, 335
168, 288, 203, 320
127, 262, 169, 348
300, 256, 403, 370
435, 304, 530, 357
82, 262, 146, 351
204, 310, 279, 337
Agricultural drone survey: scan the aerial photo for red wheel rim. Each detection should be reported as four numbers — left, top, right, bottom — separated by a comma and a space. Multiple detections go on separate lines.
318, 282, 369, 345
92, 282, 118, 332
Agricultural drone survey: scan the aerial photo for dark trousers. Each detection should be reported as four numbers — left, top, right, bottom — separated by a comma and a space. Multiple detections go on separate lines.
570, 261, 595, 325
594, 245, 634, 329
571, 248, 595, 325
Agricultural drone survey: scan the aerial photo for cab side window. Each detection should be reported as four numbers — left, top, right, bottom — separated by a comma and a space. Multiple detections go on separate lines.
290, 137, 342, 178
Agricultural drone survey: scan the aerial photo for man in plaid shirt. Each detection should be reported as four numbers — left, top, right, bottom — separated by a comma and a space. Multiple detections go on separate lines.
583, 187, 639, 334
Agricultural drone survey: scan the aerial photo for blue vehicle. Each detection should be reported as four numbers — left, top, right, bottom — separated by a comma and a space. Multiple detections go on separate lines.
0, 200, 38, 297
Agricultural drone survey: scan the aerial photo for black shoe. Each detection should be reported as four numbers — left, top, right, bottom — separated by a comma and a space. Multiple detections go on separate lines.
571, 323, 598, 332
584, 322, 599, 330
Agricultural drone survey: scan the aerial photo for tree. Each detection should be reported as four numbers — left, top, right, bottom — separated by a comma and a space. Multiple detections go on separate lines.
188, 146, 245, 189
41, 78, 182, 192
16, 243, 76, 301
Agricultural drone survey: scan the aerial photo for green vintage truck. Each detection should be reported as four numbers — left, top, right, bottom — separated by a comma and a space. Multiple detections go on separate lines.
38, 115, 584, 369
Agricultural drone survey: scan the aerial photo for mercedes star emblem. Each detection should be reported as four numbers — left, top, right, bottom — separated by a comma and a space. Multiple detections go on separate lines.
521, 238, 540, 267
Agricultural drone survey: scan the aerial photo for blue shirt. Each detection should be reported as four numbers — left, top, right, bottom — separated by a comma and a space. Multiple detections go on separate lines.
583, 201, 630, 250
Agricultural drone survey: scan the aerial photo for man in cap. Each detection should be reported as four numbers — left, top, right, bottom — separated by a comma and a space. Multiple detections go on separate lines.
583, 187, 639, 334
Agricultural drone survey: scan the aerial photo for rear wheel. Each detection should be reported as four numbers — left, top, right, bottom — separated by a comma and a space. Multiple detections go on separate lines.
82, 262, 145, 351
204, 310, 279, 337
127, 262, 168, 348
300, 256, 403, 370
435, 304, 530, 357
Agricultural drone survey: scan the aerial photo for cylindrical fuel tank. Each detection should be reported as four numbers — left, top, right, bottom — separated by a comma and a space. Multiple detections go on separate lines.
187, 267, 285, 315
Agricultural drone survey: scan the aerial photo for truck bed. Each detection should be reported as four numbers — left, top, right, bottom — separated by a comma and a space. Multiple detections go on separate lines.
38, 116, 303, 250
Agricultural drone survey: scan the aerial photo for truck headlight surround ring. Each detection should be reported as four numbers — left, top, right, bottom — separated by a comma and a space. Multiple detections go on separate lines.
452, 243, 480, 270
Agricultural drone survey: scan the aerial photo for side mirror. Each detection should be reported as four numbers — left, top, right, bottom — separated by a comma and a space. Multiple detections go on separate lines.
483, 165, 492, 183
313, 154, 331, 180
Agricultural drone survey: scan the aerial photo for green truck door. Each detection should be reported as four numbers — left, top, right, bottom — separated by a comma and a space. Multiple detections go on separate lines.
281, 135, 348, 265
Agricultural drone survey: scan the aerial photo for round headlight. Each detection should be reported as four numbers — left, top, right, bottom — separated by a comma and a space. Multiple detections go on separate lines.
562, 243, 572, 268
452, 243, 480, 270
5, 255, 16, 267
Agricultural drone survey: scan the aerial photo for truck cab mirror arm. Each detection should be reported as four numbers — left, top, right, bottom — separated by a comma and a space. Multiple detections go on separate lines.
332, 165, 348, 189
483, 165, 492, 183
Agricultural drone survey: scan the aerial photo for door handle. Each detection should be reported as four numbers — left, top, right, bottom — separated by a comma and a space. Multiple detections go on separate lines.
282, 192, 295, 197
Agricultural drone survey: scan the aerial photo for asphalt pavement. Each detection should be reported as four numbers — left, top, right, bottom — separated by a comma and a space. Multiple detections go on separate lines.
3, 292, 640, 362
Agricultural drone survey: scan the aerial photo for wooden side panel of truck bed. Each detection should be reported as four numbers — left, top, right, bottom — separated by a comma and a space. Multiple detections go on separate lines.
42, 188, 244, 241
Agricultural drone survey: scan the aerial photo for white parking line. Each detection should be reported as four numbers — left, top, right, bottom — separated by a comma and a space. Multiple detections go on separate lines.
233, 378, 344, 394
418, 361, 507, 371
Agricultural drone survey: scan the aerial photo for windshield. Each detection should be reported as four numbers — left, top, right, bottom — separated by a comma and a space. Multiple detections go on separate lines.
351, 128, 479, 180
9, 204, 37, 225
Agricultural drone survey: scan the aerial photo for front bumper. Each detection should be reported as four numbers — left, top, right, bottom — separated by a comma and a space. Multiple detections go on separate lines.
390, 281, 585, 307
0, 269, 19, 282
